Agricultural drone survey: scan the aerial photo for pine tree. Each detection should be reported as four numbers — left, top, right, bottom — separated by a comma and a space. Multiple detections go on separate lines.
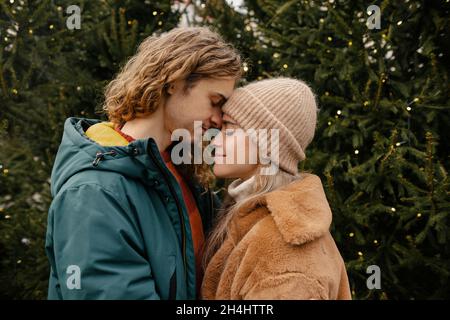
196, 0, 450, 299
0, 0, 181, 299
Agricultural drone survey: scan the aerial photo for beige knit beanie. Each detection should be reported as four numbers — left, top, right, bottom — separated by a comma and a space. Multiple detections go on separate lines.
222, 77, 318, 175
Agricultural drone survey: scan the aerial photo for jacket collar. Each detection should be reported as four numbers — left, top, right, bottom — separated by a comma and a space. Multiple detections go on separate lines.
235, 173, 332, 245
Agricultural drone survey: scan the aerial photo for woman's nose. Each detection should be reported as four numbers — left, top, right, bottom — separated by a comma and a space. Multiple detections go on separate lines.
211, 131, 224, 147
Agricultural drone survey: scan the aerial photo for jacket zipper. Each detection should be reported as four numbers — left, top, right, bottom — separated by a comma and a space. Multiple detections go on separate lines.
146, 143, 188, 290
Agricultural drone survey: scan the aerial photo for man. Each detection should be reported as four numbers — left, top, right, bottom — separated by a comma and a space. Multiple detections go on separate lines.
45, 27, 242, 299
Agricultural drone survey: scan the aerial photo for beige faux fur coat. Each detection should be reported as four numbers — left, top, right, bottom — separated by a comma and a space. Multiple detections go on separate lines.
201, 173, 352, 300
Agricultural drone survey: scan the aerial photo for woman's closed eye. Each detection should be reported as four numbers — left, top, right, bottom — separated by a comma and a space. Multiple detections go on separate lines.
223, 121, 239, 135
225, 129, 235, 136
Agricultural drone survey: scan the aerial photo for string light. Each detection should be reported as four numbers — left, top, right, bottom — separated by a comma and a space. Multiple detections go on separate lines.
391, 207, 396, 212
283, 64, 288, 69
327, 36, 332, 41
327, 121, 332, 126
363, 101, 369, 106
12, 89, 18, 94
336, 110, 341, 115
417, 213, 422, 218
373, 240, 378, 244
358, 251, 363, 257
49, 24, 54, 29
152, 11, 158, 16
158, 21, 163, 26
28, 29, 33, 34
349, 232, 354, 237
3, 169, 9, 174
348, 41, 352, 46
273, 52, 280, 58
354, 149, 359, 154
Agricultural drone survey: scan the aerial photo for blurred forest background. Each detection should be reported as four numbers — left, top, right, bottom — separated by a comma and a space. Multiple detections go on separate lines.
0, 0, 449, 299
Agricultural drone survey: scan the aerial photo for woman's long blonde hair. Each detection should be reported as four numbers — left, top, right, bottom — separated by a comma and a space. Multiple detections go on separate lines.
202, 166, 306, 268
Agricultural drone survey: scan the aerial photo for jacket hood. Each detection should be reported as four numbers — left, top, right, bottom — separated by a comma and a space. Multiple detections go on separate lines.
239, 173, 333, 245
50, 117, 163, 197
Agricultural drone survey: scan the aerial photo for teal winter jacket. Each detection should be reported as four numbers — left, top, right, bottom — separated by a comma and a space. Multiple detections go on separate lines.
45, 117, 219, 300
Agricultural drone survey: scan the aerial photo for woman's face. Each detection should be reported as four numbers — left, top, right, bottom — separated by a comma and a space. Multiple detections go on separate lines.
211, 113, 259, 179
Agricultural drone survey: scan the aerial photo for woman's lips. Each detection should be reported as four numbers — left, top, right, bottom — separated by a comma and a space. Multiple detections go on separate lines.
214, 151, 226, 157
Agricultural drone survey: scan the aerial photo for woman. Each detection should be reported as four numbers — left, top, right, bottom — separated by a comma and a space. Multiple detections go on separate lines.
201, 77, 352, 300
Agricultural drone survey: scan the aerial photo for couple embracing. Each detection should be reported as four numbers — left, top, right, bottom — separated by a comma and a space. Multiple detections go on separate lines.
45, 27, 351, 300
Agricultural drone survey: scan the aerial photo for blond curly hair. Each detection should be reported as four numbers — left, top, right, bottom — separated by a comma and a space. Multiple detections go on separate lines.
102, 26, 242, 127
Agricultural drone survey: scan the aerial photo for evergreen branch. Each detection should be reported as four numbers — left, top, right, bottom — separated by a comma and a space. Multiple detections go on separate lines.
425, 132, 438, 216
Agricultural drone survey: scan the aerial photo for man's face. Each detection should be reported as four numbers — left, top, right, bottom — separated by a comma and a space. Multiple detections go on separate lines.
164, 77, 235, 142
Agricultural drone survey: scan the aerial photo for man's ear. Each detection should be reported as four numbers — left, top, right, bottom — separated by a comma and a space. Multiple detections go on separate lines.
166, 82, 176, 95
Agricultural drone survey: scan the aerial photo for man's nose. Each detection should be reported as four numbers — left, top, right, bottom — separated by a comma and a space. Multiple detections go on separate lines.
210, 107, 223, 129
